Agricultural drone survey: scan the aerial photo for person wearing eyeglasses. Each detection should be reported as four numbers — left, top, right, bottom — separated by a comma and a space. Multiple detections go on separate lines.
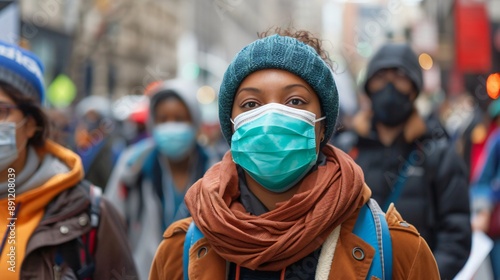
0, 41, 137, 279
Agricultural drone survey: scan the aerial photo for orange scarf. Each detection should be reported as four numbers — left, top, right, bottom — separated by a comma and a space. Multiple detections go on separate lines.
185, 144, 368, 271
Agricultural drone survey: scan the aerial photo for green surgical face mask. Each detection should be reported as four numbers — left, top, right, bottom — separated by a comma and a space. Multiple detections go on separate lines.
230, 103, 325, 193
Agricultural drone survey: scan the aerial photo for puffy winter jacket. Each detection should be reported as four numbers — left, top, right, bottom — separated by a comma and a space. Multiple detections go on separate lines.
338, 112, 472, 280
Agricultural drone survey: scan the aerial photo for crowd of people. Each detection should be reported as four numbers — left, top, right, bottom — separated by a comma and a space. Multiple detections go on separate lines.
0, 27, 499, 280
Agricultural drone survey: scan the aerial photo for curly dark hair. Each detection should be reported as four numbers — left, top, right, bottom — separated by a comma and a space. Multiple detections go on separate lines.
258, 27, 333, 70
0, 81, 49, 147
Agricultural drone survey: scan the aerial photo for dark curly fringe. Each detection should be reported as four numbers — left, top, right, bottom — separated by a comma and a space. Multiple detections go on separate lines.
258, 27, 333, 70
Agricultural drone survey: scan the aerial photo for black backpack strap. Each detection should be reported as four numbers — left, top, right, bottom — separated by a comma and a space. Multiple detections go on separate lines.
86, 181, 102, 229
54, 180, 102, 280
79, 180, 102, 279
54, 239, 83, 278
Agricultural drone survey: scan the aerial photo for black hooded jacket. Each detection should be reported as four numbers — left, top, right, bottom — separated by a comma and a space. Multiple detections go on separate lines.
342, 42, 472, 279
335, 112, 472, 280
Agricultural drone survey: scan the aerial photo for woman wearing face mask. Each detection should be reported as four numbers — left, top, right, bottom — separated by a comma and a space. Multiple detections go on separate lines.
150, 30, 439, 280
105, 79, 215, 280
0, 41, 137, 279
338, 43, 471, 279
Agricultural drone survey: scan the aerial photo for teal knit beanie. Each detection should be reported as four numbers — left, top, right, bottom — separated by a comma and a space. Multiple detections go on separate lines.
218, 34, 338, 145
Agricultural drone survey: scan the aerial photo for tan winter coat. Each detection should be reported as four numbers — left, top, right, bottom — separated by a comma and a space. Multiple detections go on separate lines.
150, 204, 439, 280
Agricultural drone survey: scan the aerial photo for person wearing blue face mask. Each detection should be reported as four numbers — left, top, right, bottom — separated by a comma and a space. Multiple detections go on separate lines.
336, 43, 471, 279
150, 29, 439, 280
105, 79, 215, 280
74, 95, 126, 190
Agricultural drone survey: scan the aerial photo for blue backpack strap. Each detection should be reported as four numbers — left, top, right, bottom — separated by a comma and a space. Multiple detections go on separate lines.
368, 199, 393, 280
183, 221, 204, 280
353, 199, 393, 280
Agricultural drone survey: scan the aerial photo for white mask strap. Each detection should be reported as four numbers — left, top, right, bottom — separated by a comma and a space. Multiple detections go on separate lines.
16, 118, 27, 128
314, 116, 326, 123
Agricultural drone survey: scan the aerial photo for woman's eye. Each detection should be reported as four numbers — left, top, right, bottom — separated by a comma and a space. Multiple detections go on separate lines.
287, 99, 305, 106
242, 101, 258, 108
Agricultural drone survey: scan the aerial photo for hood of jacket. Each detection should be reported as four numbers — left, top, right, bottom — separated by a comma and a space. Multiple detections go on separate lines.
148, 79, 201, 131
363, 43, 423, 95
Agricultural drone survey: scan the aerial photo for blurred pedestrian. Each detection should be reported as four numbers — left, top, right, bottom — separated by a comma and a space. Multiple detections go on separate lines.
470, 99, 500, 181
470, 99, 500, 279
113, 94, 150, 146
438, 93, 484, 179
150, 29, 439, 280
342, 42, 471, 279
105, 79, 214, 280
199, 122, 229, 162
74, 95, 126, 189
122, 101, 149, 145
0, 41, 137, 279
44, 107, 73, 148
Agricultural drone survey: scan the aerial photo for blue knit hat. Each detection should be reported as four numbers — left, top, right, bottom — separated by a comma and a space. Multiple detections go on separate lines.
218, 34, 338, 145
0, 41, 45, 104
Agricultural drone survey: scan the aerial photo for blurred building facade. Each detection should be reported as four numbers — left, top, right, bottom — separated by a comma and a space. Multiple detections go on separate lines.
16, 0, 500, 115
19, 0, 323, 102
20, 0, 183, 101
0, 0, 19, 44
180, 0, 324, 123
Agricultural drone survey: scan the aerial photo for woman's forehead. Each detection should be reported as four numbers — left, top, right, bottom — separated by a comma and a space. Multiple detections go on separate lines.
236, 69, 315, 93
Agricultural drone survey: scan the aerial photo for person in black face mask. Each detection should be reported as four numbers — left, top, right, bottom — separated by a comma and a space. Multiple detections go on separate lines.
369, 69, 415, 127
336, 43, 472, 280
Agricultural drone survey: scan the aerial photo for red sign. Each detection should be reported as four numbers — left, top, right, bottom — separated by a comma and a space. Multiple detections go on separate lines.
455, 0, 492, 73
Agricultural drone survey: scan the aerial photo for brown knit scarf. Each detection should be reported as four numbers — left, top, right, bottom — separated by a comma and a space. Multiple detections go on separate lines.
184, 144, 369, 271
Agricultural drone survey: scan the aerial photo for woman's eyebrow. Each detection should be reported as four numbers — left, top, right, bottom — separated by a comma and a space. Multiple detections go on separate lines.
284, 84, 312, 93
236, 87, 261, 96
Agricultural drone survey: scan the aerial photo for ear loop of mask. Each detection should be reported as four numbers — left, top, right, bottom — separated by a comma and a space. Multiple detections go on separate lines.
14, 118, 30, 156
16, 118, 27, 128
0, 118, 27, 127
314, 116, 326, 123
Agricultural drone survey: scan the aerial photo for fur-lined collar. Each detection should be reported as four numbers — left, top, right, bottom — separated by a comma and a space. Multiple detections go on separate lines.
352, 109, 427, 143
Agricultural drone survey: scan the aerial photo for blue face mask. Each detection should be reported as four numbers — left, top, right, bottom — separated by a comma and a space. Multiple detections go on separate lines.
153, 122, 196, 160
0, 122, 18, 171
231, 103, 325, 193
0, 119, 26, 171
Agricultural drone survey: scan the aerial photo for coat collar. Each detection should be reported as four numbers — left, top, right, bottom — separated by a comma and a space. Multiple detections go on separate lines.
352, 109, 427, 144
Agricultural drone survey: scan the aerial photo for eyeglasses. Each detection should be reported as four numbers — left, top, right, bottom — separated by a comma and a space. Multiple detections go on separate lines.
0, 103, 19, 121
